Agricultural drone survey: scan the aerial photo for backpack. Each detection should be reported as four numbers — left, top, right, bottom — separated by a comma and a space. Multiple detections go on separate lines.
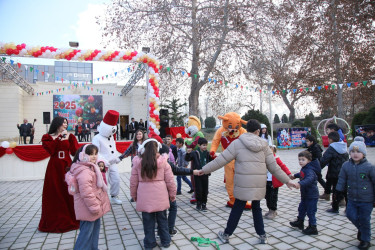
65, 170, 78, 195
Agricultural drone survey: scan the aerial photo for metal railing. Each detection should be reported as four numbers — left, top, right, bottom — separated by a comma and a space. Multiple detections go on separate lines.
0, 60, 34, 95
121, 63, 147, 96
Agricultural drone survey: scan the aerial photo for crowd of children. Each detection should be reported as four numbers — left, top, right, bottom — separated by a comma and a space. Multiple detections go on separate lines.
61, 120, 374, 250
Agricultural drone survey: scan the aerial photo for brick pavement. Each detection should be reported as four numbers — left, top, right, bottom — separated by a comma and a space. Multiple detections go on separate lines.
0, 148, 374, 250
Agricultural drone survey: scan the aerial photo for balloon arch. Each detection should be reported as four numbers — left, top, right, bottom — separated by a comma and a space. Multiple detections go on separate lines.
0, 42, 162, 137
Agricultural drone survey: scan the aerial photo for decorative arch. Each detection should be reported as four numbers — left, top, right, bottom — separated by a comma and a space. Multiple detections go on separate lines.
0, 42, 161, 136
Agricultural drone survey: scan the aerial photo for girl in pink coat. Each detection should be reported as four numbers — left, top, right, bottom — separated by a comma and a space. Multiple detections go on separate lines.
67, 144, 111, 250
130, 139, 177, 249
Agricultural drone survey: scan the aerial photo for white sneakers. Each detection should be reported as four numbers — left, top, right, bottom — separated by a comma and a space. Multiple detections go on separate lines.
110, 196, 122, 205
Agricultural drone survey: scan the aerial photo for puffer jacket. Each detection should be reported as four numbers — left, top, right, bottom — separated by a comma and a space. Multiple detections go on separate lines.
130, 154, 176, 213
307, 143, 323, 162
202, 132, 290, 201
336, 158, 375, 203
70, 161, 111, 221
294, 159, 321, 199
320, 142, 348, 178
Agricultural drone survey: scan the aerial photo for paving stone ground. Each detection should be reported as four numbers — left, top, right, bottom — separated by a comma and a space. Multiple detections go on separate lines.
1, 148, 375, 250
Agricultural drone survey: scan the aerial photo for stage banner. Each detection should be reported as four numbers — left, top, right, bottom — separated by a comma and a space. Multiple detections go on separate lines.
355, 124, 375, 146
53, 95, 103, 130
277, 127, 310, 148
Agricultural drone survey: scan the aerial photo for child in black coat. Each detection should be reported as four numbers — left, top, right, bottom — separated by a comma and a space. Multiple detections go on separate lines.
185, 137, 212, 211
306, 134, 325, 189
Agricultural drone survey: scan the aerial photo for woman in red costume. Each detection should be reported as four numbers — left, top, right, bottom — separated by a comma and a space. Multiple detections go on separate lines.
38, 117, 80, 233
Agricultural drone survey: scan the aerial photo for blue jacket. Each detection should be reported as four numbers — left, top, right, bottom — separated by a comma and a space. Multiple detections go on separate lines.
294, 159, 321, 199
177, 147, 189, 168
336, 158, 375, 203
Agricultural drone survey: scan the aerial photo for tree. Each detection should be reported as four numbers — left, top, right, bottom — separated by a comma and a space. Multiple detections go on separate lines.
291, 120, 303, 127
161, 98, 187, 127
273, 114, 280, 124
241, 110, 270, 131
205, 117, 216, 129
304, 115, 317, 138
101, 0, 266, 116
288, 0, 375, 118
308, 111, 314, 121
281, 114, 288, 123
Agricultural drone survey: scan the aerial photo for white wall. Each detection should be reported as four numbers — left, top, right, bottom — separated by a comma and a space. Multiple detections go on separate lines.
0, 81, 148, 142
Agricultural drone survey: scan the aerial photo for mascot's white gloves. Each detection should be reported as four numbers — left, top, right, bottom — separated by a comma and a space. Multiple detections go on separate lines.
109, 157, 121, 165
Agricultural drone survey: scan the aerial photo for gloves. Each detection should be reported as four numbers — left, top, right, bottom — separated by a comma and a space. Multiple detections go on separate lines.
209, 151, 217, 160
109, 157, 121, 165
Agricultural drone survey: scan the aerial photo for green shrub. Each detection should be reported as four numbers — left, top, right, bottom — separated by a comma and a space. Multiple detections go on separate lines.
281, 114, 288, 123
241, 110, 270, 129
205, 116, 216, 128
291, 120, 304, 127
274, 114, 280, 123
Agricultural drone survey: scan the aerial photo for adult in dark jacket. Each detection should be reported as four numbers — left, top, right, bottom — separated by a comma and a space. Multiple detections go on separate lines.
17, 119, 34, 144
319, 132, 349, 213
306, 134, 324, 188
290, 151, 321, 235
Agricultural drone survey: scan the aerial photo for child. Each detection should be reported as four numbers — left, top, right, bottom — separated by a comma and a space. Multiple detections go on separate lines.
159, 142, 199, 236
290, 150, 321, 235
68, 144, 111, 250
264, 145, 292, 220
260, 123, 273, 146
175, 137, 193, 195
185, 137, 212, 211
306, 134, 325, 189
165, 134, 178, 160
326, 123, 345, 142
335, 138, 374, 249
98, 160, 108, 185
130, 139, 176, 249
320, 131, 349, 213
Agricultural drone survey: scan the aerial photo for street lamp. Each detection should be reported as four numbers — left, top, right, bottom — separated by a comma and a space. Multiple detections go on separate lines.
267, 82, 274, 143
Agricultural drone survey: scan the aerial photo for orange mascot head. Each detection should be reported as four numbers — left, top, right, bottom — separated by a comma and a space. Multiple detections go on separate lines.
218, 112, 247, 136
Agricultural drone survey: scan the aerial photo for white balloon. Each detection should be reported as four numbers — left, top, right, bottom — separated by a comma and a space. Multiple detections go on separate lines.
154, 110, 159, 116
153, 110, 158, 115
155, 130, 160, 135
1, 141, 10, 148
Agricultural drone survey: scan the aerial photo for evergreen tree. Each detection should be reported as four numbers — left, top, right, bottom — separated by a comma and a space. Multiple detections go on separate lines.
274, 114, 280, 124
241, 110, 270, 130
161, 98, 187, 127
308, 111, 314, 121
281, 114, 289, 123
205, 117, 216, 128
304, 115, 317, 138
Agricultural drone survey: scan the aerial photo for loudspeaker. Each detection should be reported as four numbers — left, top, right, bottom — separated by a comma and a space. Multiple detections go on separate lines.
43, 112, 51, 124
160, 109, 169, 126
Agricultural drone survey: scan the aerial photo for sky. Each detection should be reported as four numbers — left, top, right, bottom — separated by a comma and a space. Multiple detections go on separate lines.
0, 0, 130, 81
0, 0, 314, 119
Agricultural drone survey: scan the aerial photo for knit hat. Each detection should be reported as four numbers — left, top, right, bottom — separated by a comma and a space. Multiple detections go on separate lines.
348, 139, 366, 156
102, 110, 119, 126
261, 123, 267, 129
353, 136, 365, 143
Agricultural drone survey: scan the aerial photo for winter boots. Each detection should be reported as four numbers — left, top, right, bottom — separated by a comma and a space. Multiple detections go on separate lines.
319, 193, 330, 201
302, 225, 318, 235
289, 218, 304, 230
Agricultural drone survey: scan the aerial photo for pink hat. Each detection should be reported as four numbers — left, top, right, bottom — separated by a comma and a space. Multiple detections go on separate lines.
102, 110, 119, 126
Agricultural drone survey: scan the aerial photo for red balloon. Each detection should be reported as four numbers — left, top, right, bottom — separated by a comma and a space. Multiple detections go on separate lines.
143, 58, 148, 63
5, 148, 13, 154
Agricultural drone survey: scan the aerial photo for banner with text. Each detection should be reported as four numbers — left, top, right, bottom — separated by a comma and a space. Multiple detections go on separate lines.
355, 125, 375, 146
53, 95, 103, 130
277, 127, 311, 148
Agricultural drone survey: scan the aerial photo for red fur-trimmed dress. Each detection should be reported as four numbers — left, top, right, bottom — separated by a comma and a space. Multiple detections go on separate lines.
38, 133, 80, 233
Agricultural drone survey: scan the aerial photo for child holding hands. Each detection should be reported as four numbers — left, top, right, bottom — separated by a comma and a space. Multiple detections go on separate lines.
130, 139, 176, 249
68, 144, 111, 250
290, 151, 321, 235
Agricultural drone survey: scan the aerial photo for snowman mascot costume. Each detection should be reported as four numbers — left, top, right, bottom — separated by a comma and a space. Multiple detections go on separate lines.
92, 110, 122, 204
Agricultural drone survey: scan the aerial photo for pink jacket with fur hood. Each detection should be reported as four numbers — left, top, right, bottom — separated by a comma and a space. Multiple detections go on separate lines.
70, 160, 111, 221
130, 154, 176, 213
